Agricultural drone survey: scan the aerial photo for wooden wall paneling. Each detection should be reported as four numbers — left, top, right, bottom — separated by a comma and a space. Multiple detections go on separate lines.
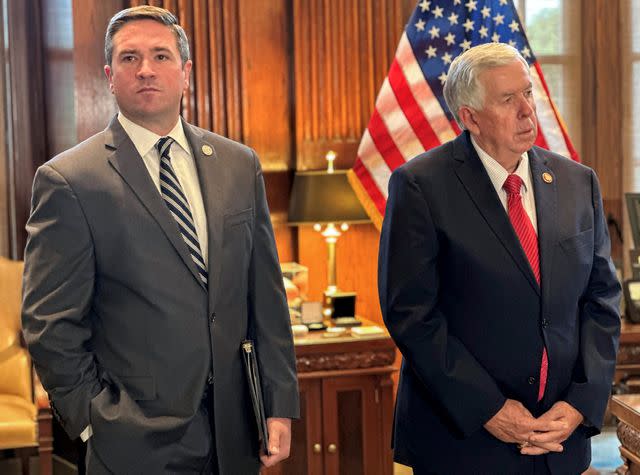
176, 0, 195, 124
193, 0, 212, 130
222, 0, 242, 142
267, 171, 295, 264
238, 0, 292, 170
0, 0, 8, 257
293, 0, 309, 152
581, 0, 623, 262
294, 0, 406, 171
163, 0, 177, 13
73, 0, 123, 142
238, 0, 294, 261
43, 0, 76, 158
6, 0, 48, 258
207, 0, 227, 137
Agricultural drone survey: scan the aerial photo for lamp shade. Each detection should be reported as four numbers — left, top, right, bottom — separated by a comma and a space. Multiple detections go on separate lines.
288, 170, 370, 225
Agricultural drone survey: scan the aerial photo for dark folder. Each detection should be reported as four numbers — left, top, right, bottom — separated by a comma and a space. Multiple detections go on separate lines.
241, 340, 270, 455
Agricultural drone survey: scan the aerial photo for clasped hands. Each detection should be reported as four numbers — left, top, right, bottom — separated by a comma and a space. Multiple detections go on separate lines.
484, 399, 584, 455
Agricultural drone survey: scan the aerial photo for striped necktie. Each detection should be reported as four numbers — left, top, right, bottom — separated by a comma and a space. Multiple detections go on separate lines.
156, 136, 208, 286
503, 174, 547, 401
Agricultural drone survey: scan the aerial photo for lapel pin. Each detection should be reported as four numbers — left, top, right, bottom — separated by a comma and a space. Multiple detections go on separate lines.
542, 172, 553, 184
202, 144, 213, 156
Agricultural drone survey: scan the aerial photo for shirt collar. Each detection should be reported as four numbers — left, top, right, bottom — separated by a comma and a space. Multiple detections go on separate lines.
117, 112, 191, 159
470, 135, 531, 192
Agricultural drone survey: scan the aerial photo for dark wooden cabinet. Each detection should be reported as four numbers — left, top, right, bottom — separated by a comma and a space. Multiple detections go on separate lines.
264, 324, 396, 475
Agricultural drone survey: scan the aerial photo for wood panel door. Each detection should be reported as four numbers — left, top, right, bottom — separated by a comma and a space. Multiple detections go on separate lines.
321, 375, 388, 475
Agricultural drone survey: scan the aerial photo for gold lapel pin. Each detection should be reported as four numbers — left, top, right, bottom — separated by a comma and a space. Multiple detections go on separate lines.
202, 144, 213, 156
542, 172, 553, 184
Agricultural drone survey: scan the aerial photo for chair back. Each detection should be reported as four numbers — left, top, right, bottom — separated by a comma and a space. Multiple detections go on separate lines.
0, 256, 24, 352
0, 256, 31, 400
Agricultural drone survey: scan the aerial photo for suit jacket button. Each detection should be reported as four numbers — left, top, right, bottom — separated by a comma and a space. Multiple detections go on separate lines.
528, 376, 536, 385
209, 312, 216, 323
207, 373, 214, 385
542, 318, 549, 328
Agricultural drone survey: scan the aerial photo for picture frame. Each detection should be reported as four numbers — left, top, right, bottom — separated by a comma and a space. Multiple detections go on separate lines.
631, 250, 640, 280
624, 279, 640, 323
626, 193, 640, 248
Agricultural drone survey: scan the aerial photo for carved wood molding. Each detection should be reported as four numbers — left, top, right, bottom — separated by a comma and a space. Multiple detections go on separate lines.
296, 348, 395, 373
618, 345, 640, 365
618, 421, 640, 459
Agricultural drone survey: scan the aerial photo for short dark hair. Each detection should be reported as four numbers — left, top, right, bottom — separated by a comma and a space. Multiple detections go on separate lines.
104, 5, 190, 66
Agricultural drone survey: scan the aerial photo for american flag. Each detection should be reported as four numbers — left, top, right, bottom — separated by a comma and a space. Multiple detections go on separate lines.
348, 0, 579, 229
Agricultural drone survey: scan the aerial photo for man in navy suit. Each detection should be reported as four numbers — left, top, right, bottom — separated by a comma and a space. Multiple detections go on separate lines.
378, 42, 620, 474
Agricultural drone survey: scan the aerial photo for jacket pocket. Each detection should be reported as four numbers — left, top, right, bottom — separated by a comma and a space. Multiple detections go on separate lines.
559, 228, 593, 257
224, 208, 252, 228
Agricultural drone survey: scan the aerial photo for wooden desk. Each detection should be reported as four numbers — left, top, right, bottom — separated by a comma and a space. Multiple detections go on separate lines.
263, 321, 397, 475
610, 394, 640, 474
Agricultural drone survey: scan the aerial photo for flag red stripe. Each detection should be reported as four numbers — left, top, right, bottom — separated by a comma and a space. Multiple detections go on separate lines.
387, 60, 442, 151
367, 109, 407, 171
353, 159, 387, 215
534, 128, 549, 150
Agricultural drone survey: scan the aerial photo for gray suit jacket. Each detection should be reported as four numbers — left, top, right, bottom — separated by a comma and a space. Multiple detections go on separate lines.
22, 117, 299, 474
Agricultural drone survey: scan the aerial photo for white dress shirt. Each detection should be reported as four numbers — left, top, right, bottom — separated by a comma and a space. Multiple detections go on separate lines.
80, 114, 209, 442
471, 136, 538, 232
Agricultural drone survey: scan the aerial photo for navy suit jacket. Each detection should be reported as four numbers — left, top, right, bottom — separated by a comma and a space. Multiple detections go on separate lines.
378, 131, 621, 474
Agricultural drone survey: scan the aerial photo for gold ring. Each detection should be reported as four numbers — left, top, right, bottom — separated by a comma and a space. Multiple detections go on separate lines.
517, 441, 530, 449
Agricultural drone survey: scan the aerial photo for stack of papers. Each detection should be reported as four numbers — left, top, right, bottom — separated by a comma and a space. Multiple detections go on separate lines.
351, 325, 385, 336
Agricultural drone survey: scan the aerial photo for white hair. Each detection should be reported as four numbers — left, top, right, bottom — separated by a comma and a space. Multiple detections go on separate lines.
443, 42, 530, 129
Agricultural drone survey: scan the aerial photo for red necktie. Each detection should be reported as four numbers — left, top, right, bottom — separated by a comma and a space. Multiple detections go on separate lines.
503, 174, 548, 401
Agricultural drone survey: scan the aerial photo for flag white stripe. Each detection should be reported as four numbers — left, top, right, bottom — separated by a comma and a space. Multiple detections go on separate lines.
530, 67, 570, 158
356, 129, 392, 199
374, 78, 426, 161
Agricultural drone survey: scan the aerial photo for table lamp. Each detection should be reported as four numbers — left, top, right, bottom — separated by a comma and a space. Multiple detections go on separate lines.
288, 151, 370, 320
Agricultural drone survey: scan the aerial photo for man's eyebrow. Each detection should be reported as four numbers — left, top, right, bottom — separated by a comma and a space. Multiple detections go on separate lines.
117, 46, 173, 55
118, 48, 139, 56
151, 46, 173, 54
500, 83, 533, 96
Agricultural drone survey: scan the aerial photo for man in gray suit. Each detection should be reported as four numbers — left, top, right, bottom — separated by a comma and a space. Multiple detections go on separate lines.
21, 6, 299, 474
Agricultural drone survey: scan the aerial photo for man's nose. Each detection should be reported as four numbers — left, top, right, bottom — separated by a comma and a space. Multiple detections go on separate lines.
519, 96, 535, 118
136, 59, 155, 78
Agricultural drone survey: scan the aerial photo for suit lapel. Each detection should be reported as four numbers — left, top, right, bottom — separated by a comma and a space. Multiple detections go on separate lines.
183, 120, 224, 306
104, 117, 206, 290
452, 132, 540, 295
528, 148, 557, 302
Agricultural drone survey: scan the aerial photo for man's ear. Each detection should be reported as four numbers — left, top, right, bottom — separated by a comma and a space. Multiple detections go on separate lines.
458, 106, 480, 135
182, 60, 193, 91
104, 65, 114, 93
